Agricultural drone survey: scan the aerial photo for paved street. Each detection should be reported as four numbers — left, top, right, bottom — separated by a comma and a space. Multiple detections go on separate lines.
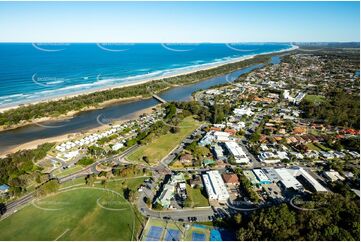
137, 190, 214, 222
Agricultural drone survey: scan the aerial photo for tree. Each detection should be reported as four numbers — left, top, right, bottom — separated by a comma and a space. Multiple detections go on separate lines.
143, 156, 150, 164
0, 203, 6, 216
152, 202, 163, 210
233, 213, 242, 225
144, 197, 151, 207
77, 156, 95, 166
85, 174, 96, 186
170, 126, 180, 133
123, 187, 135, 203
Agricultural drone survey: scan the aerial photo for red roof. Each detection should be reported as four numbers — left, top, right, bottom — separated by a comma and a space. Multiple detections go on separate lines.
222, 173, 239, 184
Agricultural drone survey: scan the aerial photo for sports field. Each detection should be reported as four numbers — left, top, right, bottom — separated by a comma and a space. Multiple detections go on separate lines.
0, 180, 145, 241
127, 116, 201, 164
303, 94, 326, 104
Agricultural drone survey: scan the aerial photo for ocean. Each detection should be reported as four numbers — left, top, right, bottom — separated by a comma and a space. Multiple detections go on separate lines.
0, 43, 292, 108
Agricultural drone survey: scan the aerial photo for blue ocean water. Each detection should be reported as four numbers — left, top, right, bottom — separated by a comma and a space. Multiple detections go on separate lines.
0, 43, 292, 108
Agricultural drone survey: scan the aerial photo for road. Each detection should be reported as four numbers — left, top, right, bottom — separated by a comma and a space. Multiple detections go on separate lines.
58, 144, 140, 182
137, 189, 214, 222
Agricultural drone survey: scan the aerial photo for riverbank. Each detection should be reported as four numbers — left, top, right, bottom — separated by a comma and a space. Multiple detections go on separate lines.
1, 105, 157, 157
0, 95, 145, 132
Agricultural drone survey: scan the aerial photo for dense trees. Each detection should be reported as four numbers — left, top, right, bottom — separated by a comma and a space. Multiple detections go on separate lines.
0, 143, 54, 194
235, 192, 360, 241
238, 174, 260, 203
300, 88, 360, 129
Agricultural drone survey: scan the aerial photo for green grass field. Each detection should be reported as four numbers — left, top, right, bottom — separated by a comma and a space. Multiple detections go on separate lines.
53, 165, 83, 178
186, 184, 209, 208
305, 142, 321, 151
314, 142, 331, 151
127, 116, 201, 164
304, 95, 327, 104
0, 180, 146, 241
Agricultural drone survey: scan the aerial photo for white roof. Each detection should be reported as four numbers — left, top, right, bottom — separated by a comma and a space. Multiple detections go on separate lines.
296, 168, 328, 192
324, 171, 345, 182
225, 141, 249, 163
233, 107, 253, 116
202, 170, 229, 201
275, 168, 303, 190
214, 131, 230, 141
253, 169, 270, 182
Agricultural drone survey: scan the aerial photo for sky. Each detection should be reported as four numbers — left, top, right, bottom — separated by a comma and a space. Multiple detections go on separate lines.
0, 1, 359, 42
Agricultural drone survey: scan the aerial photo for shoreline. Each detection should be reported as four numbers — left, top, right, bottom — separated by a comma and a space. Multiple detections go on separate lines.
0, 44, 298, 113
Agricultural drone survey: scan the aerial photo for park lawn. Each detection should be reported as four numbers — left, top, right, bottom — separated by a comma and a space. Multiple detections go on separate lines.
127, 116, 201, 164
304, 95, 327, 104
186, 184, 209, 208
53, 165, 83, 178
305, 142, 321, 151
0, 188, 138, 241
59, 177, 86, 189
314, 142, 332, 151
102, 177, 147, 192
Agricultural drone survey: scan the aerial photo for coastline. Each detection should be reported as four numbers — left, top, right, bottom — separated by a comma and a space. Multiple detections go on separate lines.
0, 44, 298, 113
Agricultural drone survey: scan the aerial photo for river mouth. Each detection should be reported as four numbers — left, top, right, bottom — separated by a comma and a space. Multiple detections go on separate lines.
0, 57, 280, 154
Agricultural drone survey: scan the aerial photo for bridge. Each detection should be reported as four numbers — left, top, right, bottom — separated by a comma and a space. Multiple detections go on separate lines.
152, 94, 167, 104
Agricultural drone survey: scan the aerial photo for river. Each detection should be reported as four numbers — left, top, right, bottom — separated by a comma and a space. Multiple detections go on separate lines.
0, 56, 280, 154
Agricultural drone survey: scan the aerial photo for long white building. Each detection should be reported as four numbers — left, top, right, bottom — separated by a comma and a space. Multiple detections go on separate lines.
202, 170, 229, 203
